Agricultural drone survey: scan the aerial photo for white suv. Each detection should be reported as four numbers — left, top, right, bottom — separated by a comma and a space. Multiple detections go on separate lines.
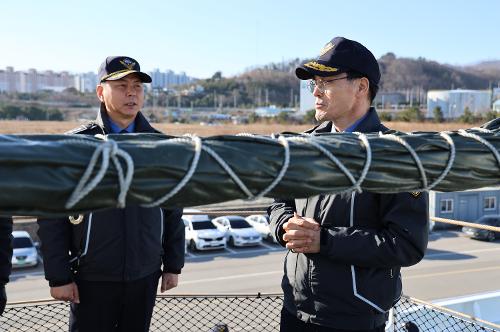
212, 216, 262, 247
12, 230, 39, 268
183, 212, 226, 251
245, 214, 277, 243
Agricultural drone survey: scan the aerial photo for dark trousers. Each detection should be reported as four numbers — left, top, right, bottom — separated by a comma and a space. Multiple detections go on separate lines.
280, 307, 386, 332
69, 271, 161, 332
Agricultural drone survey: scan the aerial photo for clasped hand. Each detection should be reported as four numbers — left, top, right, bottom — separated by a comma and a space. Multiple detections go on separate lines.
282, 212, 321, 253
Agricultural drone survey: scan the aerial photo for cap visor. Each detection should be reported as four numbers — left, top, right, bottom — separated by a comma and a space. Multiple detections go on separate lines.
295, 60, 345, 80
103, 70, 152, 83
295, 67, 314, 80
296, 66, 345, 80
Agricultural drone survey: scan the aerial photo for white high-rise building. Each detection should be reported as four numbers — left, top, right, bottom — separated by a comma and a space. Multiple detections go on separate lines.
0, 67, 79, 93
0, 67, 19, 92
148, 69, 193, 90
75, 72, 98, 93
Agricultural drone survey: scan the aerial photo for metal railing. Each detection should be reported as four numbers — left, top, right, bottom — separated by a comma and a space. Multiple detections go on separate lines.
1, 294, 498, 332
13, 212, 500, 234
389, 296, 499, 332
8, 213, 499, 331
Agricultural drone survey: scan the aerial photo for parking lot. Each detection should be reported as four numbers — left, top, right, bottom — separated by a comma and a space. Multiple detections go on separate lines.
185, 237, 283, 258
6, 230, 500, 303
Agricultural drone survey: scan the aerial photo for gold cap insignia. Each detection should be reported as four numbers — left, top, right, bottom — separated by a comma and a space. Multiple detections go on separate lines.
411, 191, 421, 198
319, 42, 334, 56
303, 61, 338, 73
120, 58, 136, 70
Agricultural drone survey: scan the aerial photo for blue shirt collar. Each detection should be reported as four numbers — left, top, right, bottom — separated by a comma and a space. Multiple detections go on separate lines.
332, 112, 370, 133
108, 118, 135, 133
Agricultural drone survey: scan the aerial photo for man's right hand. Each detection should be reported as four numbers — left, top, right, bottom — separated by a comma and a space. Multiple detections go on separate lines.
283, 212, 321, 253
50, 282, 80, 303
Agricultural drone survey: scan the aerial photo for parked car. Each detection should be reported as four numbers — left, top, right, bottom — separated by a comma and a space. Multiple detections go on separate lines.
212, 216, 262, 247
462, 215, 500, 242
183, 210, 226, 251
245, 214, 277, 242
11, 231, 39, 268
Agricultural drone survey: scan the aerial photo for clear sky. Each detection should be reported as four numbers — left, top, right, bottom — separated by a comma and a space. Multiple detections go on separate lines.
1, 0, 498, 78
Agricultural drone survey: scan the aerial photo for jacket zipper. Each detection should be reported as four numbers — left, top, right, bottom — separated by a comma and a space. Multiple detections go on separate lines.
160, 208, 164, 244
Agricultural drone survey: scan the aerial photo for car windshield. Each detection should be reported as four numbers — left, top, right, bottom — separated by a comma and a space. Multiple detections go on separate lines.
476, 217, 499, 226
13, 237, 33, 249
192, 220, 216, 230
229, 219, 251, 229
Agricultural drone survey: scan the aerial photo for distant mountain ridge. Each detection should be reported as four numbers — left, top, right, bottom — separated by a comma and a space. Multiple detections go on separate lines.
461, 60, 500, 80
235, 54, 500, 92
378, 53, 500, 91
189, 55, 500, 108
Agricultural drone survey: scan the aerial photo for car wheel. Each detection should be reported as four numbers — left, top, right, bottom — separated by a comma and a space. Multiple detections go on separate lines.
487, 232, 495, 242
190, 240, 197, 251
229, 237, 235, 247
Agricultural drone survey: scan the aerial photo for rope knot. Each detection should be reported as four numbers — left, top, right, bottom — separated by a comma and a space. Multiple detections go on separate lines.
65, 137, 134, 210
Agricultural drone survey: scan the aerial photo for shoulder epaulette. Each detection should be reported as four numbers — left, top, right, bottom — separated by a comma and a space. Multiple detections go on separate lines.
304, 123, 324, 134
65, 122, 98, 135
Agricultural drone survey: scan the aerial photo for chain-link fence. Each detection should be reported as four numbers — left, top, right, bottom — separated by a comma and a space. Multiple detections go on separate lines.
389, 296, 498, 332
0, 294, 498, 332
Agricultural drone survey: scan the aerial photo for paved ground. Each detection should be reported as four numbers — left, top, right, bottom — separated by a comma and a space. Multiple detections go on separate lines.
6, 230, 500, 303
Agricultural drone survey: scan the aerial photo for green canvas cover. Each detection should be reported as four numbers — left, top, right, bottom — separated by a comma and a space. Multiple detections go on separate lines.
0, 119, 498, 217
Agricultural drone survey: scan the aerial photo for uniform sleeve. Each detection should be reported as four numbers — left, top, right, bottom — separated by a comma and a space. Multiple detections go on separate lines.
268, 199, 296, 247
37, 218, 74, 287
319, 192, 429, 268
161, 208, 185, 274
0, 217, 13, 285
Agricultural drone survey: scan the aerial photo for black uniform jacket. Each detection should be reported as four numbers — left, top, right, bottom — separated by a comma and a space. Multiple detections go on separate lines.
0, 217, 13, 286
268, 108, 429, 330
38, 107, 185, 287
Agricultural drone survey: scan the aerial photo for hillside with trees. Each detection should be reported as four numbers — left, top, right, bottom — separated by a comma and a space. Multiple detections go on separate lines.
378, 53, 499, 91
177, 54, 500, 108
1, 55, 498, 118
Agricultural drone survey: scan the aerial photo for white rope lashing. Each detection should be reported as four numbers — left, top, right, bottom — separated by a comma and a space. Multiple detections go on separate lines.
378, 133, 430, 189
235, 134, 291, 199
65, 137, 134, 209
377, 132, 456, 191
143, 136, 202, 207
62, 127, 497, 209
458, 129, 500, 167
428, 132, 456, 191
353, 132, 372, 192
145, 134, 290, 205
287, 135, 357, 186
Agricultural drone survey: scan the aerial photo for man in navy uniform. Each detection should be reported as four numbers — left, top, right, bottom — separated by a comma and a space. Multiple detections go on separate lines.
0, 216, 12, 316
269, 37, 429, 332
38, 56, 185, 332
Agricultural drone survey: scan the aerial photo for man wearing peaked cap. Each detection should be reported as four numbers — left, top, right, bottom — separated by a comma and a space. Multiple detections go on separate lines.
98, 56, 152, 83
268, 37, 429, 331
37, 56, 185, 332
295, 36, 381, 129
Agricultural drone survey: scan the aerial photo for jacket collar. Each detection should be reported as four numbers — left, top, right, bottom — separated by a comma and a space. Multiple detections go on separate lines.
96, 103, 159, 134
306, 107, 387, 134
